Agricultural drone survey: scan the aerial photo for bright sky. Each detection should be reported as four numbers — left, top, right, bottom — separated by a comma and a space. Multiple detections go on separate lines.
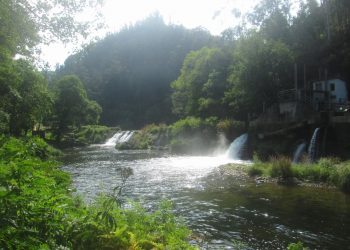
39, 0, 259, 68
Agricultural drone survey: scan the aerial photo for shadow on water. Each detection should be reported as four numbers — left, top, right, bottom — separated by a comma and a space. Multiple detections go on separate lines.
61, 145, 350, 250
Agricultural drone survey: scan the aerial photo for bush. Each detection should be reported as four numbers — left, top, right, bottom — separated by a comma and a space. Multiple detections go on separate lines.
333, 162, 350, 193
0, 137, 194, 249
269, 156, 293, 179
76, 125, 116, 144
171, 117, 203, 137
287, 241, 309, 250
117, 124, 170, 150
247, 165, 264, 176
216, 119, 245, 135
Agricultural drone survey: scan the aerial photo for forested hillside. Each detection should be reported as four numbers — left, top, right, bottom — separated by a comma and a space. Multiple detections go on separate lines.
56, 14, 218, 127
57, 0, 350, 128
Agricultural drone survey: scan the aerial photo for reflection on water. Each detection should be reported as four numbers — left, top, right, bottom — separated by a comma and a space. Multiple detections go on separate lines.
61, 145, 350, 249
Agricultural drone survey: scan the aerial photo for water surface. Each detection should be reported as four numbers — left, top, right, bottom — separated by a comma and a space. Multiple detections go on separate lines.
61, 145, 350, 249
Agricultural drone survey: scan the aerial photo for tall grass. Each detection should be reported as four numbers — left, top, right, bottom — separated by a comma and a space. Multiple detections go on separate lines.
247, 156, 350, 193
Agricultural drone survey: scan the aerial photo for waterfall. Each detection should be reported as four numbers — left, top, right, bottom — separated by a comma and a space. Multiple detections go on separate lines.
226, 133, 248, 160
103, 131, 134, 147
293, 142, 306, 163
308, 128, 320, 162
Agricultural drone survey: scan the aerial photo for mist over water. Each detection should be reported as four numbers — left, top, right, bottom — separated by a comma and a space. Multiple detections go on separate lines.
61, 138, 350, 249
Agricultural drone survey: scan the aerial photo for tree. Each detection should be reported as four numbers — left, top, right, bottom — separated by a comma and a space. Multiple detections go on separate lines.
7, 60, 52, 135
57, 15, 217, 128
171, 47, 231, 118
224, 33, 294, 119
0, 0, 103, 57
52, 75, 101, 140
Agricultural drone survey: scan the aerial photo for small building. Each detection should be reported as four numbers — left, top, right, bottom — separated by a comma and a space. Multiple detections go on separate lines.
312, 78, 348, 112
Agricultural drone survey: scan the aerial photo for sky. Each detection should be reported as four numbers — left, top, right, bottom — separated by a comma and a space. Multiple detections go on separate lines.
39, 0, 259, 68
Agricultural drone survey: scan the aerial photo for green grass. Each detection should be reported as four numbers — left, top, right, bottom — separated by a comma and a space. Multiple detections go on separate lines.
247, 156, 350, 193
0, 136, 195, 249
75, 125, 117, 145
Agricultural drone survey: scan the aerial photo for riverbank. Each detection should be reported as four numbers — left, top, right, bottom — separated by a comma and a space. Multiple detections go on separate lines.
219, 157, 350, 193
0, 136, 194, 249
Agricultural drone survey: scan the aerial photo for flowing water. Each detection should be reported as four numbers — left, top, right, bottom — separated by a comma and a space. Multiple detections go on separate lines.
308, 128, 320, 162
293, 142, 307, 163
61, 140, 350, 249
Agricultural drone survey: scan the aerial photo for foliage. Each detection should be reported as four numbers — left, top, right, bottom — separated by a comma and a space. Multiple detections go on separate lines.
117, 124, 169, 150
51, 75, 102, 141
169, 117, 218, 154
224, 33, 294, 118
0, 59, 52, 136
57, 15, 216, 128
0, 0, 103, 57
248, 157, 350, 192
287, 241, 309, 250
216, 119, 245, 139
71, 198, 194, 250
76, 125, 116, 145
269, 156, 294, 179
0, 137, 195, 249
171, 47, 231, 118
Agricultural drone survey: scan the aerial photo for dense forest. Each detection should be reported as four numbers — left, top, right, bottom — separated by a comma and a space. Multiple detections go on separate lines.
56, 14, 218, 127
55, 0, 350, 128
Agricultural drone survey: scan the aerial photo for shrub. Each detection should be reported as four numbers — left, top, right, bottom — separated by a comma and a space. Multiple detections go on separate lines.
76, 125, 116, 144
269, 156, 293, 179
287, 241, 309, 250
0, 137, 194, 249
247, 165, 264, 176
216, 119, 245, 135
334, 162, 350, 193
171, 117, 203, 137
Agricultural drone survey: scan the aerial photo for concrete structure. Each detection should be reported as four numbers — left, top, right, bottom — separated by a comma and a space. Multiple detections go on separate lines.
312, 78, 348, 111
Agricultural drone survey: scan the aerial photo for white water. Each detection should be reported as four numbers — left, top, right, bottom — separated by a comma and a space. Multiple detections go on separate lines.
308, 128, 320, 162
61, 133, 350, 249
226, 133, 248, 159
103, 131, 135, 147
293, 142, 307, 163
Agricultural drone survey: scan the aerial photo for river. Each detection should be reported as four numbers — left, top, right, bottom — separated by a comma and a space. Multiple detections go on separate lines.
61, 144, 350, 249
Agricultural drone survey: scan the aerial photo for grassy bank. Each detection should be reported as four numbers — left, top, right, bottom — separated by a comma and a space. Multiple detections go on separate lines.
0, 136, 194, 249
117, 117, 238, 154
49, 125, 119, 147
247, 157, 350, 193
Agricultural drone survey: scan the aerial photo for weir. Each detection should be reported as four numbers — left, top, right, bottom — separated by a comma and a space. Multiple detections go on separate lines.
226, 133, 248, 160
103, 131, 134, 147
293, 142, 307, 163
308, 128, 320, 162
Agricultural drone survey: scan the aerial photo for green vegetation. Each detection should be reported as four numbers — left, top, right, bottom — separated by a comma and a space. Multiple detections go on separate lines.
121, 124, 169, 150
57, 14, 216, 128
287, 242, 309, 250
55, 125, 118, 147
0, 136, 194, 249
248, 157, 350, 192
51, 75, 102, 142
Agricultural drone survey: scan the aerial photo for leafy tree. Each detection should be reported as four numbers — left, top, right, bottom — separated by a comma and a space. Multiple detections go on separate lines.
7, 60, 52, 135
52, 75, 101, 140
0, 0, 103, 57
171, 47, 231, 118
224, 32, 294, 118
57, 15, 217, 128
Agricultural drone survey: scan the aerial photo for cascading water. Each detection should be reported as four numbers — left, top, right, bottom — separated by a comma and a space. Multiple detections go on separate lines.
293, 142, 306, 163
103, 131, 134, 147
226, 133, 248, 160
308, 128, 320, 162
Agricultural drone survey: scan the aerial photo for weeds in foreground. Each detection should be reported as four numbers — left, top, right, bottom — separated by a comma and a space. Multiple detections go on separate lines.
248, 156, 350, 192
0, 136, 195, 249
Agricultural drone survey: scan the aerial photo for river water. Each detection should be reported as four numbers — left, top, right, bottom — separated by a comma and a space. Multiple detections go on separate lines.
61, 145, 350, 249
